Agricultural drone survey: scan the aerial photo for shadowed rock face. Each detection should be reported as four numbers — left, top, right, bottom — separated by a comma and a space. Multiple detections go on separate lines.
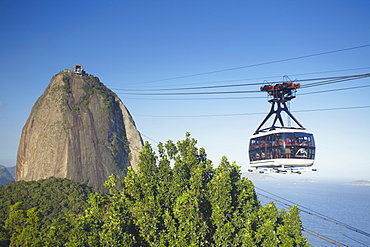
16, 71, 143, 192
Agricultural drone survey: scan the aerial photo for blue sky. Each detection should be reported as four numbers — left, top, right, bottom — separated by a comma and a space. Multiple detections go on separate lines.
0, 0, 369, 181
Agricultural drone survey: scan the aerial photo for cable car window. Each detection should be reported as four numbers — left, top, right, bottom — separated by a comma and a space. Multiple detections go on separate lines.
249, 132, 315, 161
295, 132, 315, 147
293, 132, 315, 159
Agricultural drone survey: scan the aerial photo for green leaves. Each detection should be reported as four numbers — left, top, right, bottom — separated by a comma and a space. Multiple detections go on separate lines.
113, 133, 308, 246
277, 206, 310, 246
0, 133, 309, 246
4, 202, 42, 246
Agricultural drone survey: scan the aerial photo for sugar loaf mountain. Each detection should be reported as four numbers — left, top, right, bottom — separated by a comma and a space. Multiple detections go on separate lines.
16, 65, 143, 192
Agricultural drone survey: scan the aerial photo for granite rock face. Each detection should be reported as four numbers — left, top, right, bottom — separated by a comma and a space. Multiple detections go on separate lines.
16, 68, 143, 192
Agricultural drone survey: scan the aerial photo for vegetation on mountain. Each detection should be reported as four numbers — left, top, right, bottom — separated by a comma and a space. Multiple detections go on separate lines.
0, 178, 96, 246
1, 134, 309, 246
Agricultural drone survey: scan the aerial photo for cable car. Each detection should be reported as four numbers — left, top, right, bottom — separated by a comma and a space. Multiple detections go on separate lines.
248, 80, 316, 174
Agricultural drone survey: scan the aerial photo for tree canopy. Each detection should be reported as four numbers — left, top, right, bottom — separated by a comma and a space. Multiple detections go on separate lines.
1, 133, 309, 246
0, 177, 96, 246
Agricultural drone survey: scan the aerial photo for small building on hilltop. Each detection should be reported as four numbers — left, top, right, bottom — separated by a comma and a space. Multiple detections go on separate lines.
62, 64, 86, 75
73, 64, 85, 75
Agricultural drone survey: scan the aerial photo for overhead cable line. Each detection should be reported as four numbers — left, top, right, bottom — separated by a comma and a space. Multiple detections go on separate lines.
100, 115, 159, 153
117, 84, 370, 101
114, 82, 261, 92
134, 112, 264, 118
300, 85, 370, 95
302, 228, 347, 247
133, 105, 370, 118
119, 95, 266, 101
124, 89, 260, 96
125, 44, 370, 85
99, 123, 143, 155
117, 73, 370, 96
257, 192, 352, 246
301, 212, 368, 246
256, 191, 369, 246
141, 133, 159, 144
111, 66, 370, 90
115, 72, 370, 92
300, 73, 370, 89
295, 105, 370, 113
255, 187, 370, 239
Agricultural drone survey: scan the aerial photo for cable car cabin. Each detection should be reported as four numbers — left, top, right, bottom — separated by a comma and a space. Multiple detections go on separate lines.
249, 128, 316, 173
249, 80, 317, 174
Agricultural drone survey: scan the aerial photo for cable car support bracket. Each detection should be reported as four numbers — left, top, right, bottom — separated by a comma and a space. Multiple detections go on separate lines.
255, 81, 304, 134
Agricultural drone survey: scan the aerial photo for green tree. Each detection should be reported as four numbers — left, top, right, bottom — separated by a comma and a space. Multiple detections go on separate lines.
277, 206, 309, 247
208, 157, 236, 246
171, 190, 209, 246
99, 196, 136, 246
231, 176, 260, 246
4, 202, 42, 247
254, 202, 280, 246
156, 142, 174, 211
65, 192, 111, 246
121, 143, 163, 246
0, 178, 96, 229
1, 133, 310, 247
40, 216, 73, 247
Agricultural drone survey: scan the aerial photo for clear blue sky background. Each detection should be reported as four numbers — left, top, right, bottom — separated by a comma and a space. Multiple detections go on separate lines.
1, 0, 369, 181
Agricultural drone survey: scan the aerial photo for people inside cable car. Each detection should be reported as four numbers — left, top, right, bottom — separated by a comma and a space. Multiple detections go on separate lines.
285, 138, 292, 145
249, 132, 315, 161
255, 153, 260, 160
285, 147, 292, 158
261, 152, 266, 159
299, 140, 307, 146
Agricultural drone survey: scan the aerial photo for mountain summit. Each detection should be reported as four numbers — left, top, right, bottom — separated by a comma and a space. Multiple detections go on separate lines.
16, 65, 143, 192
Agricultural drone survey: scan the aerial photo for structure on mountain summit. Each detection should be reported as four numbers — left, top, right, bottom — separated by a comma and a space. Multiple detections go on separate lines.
73, 64, 85, 75
62, 64, 86, 75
